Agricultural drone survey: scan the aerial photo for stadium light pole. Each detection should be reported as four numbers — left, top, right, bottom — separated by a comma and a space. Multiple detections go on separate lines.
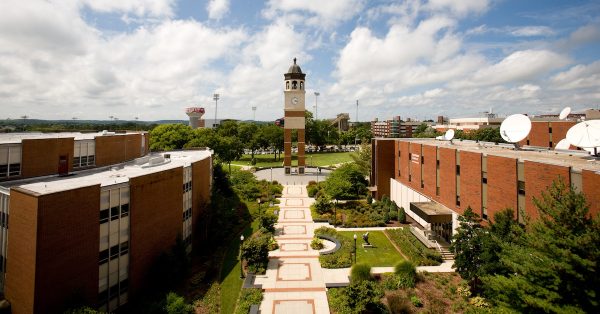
213, 93, 220, 127
314, 92, 320, 120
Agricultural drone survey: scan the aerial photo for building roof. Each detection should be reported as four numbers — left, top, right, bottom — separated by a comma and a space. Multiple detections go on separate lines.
2, 150, 212, 195
374, 137, 600, 173
0, 131, 146, 145
287, 58, 303, 74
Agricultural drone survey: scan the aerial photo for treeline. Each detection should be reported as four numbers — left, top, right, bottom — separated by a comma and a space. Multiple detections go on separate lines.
1, 120, 157, 132
413, 123, 505, 143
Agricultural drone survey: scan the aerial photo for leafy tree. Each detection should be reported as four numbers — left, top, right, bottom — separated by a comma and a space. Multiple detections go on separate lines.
482, 180, 600, 313
323, 163, 368, 200
164, 292, 192, 314
241, 232, 271, 273
216, 120, 239, 137
450, 206, 487, 290
213, 136, 244, 172
313, 195, 333, 215
184, 127, 217, 149
257, 213, 278, 233
149, 124, 192, 151
414, 123, 428, 135
350, 142, 371, 176
262, 124, 284, 161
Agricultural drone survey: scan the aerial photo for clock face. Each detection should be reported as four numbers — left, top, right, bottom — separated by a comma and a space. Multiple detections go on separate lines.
291, 97, 299, 105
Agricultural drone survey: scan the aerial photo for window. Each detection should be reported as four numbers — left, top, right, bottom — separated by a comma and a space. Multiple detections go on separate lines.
456, 165, 460, 175
421, 156, 424, 164
436, 160, 440, 167
100, 209, 109, 224
518, 181, 526, 195
482, 172, 487, 184
436, 187, 440, 196
99, 249, 109, 264
549, 127, 553, 134
110, 206, 119, 221
456, 195, 461, 206
120, 241, 129, 256
549, 141, 553, 147
121, 204, 129, 217
110, 244, 119, 260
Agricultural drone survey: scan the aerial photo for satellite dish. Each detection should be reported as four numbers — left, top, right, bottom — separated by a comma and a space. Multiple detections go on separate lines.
554, 139, 570, 150
444, 129, 455, 141
435, 136, 443, 140
566, 120, 600, 148
559, 107, 571, 120
500, 114, 531, 143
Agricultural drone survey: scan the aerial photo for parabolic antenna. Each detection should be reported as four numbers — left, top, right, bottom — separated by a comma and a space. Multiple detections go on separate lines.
554, 139, 570, 150
435, 135, 443, 140
559, 107, 571, 120
566, 120, 600, 148
444, 129, 455, 141
500, 114, 531, 143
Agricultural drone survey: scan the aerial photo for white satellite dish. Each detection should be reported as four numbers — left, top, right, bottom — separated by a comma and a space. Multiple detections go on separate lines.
554, 139, 570, 150
566, 120, 600, 156
500, 114, 531, 143
435, 135, 443, 140
444, 129, 455, 141
559, 107, 571, 120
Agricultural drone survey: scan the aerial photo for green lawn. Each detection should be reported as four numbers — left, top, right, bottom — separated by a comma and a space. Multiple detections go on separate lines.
338, 231, 404, 267
230, 152, 353, 167
220, 203, 261, 314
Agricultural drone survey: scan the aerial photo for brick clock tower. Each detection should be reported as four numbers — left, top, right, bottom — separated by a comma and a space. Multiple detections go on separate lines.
283, 58, 306, 175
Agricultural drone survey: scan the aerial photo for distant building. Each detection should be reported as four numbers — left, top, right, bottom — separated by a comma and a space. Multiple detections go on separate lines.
186, 107, 205, 129
330, 113, 350, 131
433, 117, 504, 133
0, 132, 213, 313
371, 116, 433, 138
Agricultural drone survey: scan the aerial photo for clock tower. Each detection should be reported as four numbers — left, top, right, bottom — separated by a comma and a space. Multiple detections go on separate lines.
283, 58, 306, 174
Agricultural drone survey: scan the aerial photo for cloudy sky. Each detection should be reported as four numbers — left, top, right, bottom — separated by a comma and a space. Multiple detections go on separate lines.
1, 0, 599, 122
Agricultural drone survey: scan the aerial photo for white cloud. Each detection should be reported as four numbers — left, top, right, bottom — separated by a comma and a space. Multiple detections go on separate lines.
550, 61, 600, 90
425, 0, 490, 16
510, 26, 554, 37
207, 0, 230, 20
80, 0, 176, 18
452, 50, 570, 88
263, 0, 365, 28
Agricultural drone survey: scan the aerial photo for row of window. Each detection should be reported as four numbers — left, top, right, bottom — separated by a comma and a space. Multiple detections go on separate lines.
99, 241, 129, 265
183, 181, 192, 193
98, 278, 128, 303
0, 164, 20, 178
183, 208, 192, 222
73, 155, 95, 168
100, 204, 129, 224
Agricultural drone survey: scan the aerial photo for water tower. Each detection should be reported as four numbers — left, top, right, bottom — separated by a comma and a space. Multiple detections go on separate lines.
186, 107, 205, 129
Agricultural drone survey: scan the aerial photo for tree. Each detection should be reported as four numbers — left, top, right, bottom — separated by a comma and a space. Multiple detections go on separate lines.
184, 127, 217, 149
164, 292, 192, 314
323, 163, 368, 200
213, 136, 243, 172
350, 142, 371, 176
149, 124, 193, 151
262, 124, 284, 161
482, 180, 600, 313
450, 207, 487, 290
239, 123, 267, 160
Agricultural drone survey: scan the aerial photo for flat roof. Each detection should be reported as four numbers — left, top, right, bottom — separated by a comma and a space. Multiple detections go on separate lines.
0, 131, 147, 145
2, 150, 211, 195
375, 137, 600, 173
411, 202, 453, 216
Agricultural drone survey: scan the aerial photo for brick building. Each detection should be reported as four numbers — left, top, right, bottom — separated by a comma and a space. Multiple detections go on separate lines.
0, 132, 213, 313
371, 117, 433, 138
371, 138, 600, 243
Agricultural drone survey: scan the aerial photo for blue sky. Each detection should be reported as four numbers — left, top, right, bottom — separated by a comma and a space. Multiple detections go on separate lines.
1, 0, 599, 122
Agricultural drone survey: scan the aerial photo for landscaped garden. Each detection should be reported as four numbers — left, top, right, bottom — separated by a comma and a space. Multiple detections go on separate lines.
338, 231, 404, 267
230, 151, 353, 167
385, 228, 443, 266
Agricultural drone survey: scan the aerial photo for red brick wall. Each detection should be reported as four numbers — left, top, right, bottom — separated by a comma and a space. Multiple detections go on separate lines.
528, 122, 550, 147
524, 161, 570, 220
95, 134, 144, 167
21, 138, 74, 178
399, 141, 410, 183
551, 121, 576, 148
34, 186, 100, 313
421, 145, 437, 198
373, 140, 395, 199
129, 167, 183, 296
487, 156, 517, 220
409, 143, 422, 192
582, 170, 600, 217
438, 147, 456, 210
459, 151, 482, 216
5, 189, 39, 314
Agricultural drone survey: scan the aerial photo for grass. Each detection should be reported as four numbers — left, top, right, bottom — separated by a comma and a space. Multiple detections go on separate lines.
384, 228, 442, 266
219, 203, 261, 314
338, 231, 404, 267
230, 152, 353, 167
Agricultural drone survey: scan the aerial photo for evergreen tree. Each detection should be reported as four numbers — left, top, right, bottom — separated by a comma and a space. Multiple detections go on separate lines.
482, 180, 600, 313
450, 207, 487, 290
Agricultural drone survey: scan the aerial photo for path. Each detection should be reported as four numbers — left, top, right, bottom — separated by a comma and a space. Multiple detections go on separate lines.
255, 185, 330, 314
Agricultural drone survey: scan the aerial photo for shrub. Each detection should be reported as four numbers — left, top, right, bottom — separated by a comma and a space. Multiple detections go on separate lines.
389, 210, 398, 221
350, 263, 372, 284
164, 292, 193, 314
385, 229, 442, 266
468, 296, 489, 308
310, 238, 324, 250
234, 288, 263, 314
395, 261, 417, 278
381, 273, 401, 291
257, 213, 277, 233
398, 207, 406, 223
315, 227, 353, 268
312, 196, 333, 215
367, 193, 373, 204
193, 282, 220, 313
386, 292, 412, 314
307, 185, 319, 197
411, 295, 423, 307
241, 233, 270, 273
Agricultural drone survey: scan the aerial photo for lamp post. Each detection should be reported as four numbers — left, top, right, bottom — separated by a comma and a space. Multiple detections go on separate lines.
257, 198, 261, 215
316, 167, 319, 183
252, 106, 257, 121
314, 92, 320, 120
240, 235, 245, 278
213, 93, 220, 127
353, 234, 357, 264
334, 199, 337, 226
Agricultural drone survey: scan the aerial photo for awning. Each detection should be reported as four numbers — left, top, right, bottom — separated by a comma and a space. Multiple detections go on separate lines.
410, 202, 453, 224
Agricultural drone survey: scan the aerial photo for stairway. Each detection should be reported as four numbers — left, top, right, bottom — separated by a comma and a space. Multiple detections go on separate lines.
439, 247, 454, 261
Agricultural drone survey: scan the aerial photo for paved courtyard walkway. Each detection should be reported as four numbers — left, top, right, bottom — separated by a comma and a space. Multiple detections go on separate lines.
255, 185, 330, 314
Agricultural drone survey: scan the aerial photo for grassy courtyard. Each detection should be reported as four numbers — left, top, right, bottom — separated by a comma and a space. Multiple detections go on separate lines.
338, 231, 404, 267
230, 152, 353, 167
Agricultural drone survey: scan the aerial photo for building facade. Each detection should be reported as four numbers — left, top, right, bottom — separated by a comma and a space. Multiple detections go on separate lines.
0, 132, 212, 314
283, 58, 306, 174
371, 138, 600, 242
371, 117, 433, 138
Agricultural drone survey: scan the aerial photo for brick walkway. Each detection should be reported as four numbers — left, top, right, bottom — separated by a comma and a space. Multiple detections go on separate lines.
255, 185, 330, 314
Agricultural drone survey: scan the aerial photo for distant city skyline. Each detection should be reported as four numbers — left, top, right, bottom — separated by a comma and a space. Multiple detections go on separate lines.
1, 0, 599, 121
